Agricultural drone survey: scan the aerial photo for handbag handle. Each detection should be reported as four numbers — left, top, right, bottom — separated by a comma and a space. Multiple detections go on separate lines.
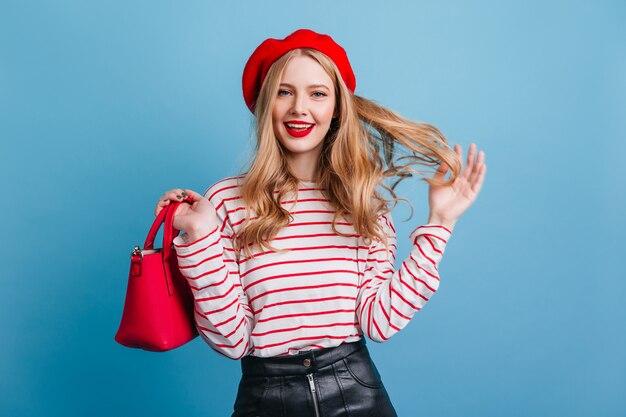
141, 197, 193, 296
143, 197, 193, 250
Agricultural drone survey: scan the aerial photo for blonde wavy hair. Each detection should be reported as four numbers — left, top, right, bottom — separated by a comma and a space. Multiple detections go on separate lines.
233, 48, 461, 259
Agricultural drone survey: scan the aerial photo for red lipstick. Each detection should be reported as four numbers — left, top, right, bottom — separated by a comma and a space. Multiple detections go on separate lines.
284, 120, 315, 138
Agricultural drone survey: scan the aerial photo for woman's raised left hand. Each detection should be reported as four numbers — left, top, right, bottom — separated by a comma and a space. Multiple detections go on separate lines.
427, 143, 487, 231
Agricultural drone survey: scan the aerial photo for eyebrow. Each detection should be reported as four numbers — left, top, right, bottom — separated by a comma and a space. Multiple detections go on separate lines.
279, 83, 331, 91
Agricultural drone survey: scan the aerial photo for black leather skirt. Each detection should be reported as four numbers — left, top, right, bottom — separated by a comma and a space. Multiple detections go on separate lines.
231, 338, 398, 417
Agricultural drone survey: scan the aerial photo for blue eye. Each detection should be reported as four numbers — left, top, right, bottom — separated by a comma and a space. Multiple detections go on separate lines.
278, 89, 291, 96
312, 91, 327, 97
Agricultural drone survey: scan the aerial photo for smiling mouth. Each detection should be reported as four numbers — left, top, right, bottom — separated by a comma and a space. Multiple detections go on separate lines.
285, 122, 314, 131
284, 122, 315, 138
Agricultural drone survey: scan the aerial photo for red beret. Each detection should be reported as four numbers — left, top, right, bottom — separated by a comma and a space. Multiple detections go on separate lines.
242, 29, 356, 113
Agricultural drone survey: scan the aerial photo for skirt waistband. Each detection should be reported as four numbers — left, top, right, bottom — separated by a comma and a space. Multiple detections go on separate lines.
241, 338, 366, 377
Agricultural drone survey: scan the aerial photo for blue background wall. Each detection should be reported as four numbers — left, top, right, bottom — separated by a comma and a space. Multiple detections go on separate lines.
2, 1, 625, 416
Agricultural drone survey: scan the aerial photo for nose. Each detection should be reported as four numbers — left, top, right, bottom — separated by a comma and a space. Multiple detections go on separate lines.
290, 93, 307, 115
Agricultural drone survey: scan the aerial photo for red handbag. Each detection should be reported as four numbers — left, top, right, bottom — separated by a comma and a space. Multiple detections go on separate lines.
115, 198, 198, 351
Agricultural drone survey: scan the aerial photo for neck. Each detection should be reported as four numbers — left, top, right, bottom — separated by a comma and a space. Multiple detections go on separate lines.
288, 159, 320, 183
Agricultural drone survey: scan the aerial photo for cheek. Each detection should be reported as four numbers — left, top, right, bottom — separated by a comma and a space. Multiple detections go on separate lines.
272, 99, 289, 120
317, 102, 336, 124
272, 106, 286, 133
271, 107, 281, 124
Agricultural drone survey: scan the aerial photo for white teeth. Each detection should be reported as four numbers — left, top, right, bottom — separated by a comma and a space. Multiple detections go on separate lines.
286, 123, 313, 129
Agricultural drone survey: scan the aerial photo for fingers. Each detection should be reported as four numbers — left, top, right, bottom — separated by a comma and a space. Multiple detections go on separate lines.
461, 144, 476, 181
435, 143, 461, 181
154, 188, 198, 217
455, 143, 462, 166
433, 158, 449, 180
472, 163, 487, 195
453, 144, 464, 180
182, 189, 204, 202
467, 145, 486, 194
468, 148, 485, 184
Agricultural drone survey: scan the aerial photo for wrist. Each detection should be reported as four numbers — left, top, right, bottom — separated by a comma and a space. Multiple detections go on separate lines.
186, 211, 222, 242
427, 214, 457, 232
187, 224, 216, 243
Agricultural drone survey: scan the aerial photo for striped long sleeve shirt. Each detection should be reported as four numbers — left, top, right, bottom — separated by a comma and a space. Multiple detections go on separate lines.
172, 175, 452, 359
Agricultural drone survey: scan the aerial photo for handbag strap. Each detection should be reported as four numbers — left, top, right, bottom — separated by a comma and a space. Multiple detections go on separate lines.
144, 204, 169, 250
142, 198, 192, 296
143, 198, 192, 250
163, 200, 180, 265
162, 202, 178, 296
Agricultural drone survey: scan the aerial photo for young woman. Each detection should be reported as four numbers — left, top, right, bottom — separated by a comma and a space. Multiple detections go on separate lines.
154, 29, 486, 417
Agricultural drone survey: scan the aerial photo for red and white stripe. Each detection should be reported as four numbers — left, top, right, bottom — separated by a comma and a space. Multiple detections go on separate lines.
173, 175, 452, 358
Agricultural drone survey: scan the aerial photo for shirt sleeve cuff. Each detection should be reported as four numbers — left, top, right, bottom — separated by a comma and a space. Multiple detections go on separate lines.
173, 226, 219, 255
409, 224, 452, 246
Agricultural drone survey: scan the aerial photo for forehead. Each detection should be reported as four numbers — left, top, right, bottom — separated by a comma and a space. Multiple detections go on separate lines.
280, 55, 334, 87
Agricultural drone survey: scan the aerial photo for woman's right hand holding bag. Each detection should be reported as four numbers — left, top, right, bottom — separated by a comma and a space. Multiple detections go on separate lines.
154, 188, 220, 242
